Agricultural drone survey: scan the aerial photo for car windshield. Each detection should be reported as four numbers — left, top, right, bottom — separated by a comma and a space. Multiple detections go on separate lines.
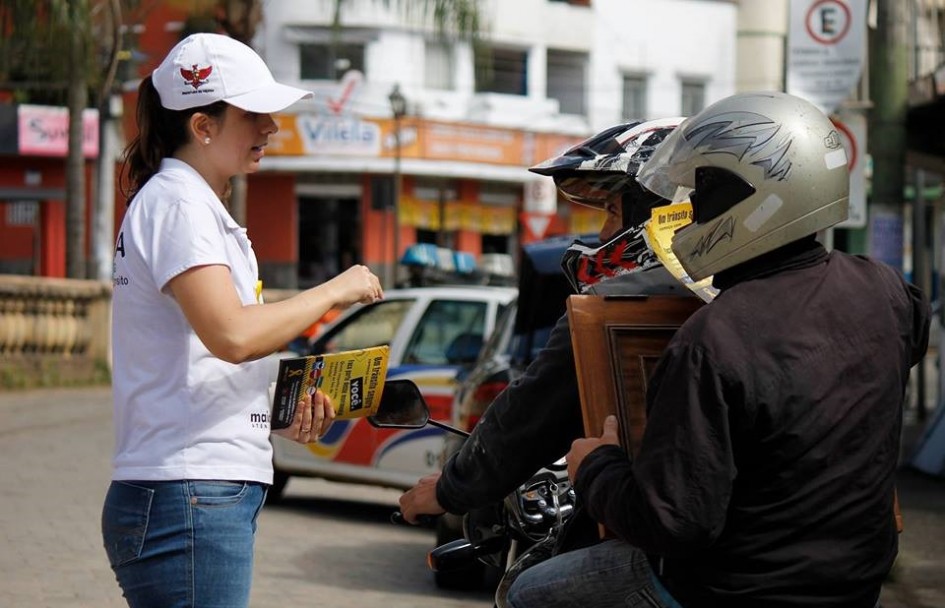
318, 299, 414, 353
479, 299, 553, 367
510, 324, 554, 363
403, 299, 488, 365
478, 301, 516, 363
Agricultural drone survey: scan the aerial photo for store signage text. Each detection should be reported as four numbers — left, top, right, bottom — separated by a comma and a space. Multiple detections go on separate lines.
297, 115, 380, 156
18, 104, 99, 158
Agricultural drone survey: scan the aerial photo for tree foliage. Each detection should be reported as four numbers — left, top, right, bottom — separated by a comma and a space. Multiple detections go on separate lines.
0, 0, 126, 106
1, 0, 485, 110
0, 0, 484, 276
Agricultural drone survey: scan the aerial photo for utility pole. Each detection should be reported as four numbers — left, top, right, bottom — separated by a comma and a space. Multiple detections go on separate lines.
867, 0, 909, 272
92, 96, 120, 282
66, 0, 90, 279
871, 1, 930, 420
388, 84, 407, 289
91, 0, 123, 283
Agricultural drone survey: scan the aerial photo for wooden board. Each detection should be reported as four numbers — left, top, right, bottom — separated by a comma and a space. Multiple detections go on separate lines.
566, 294, 703, 456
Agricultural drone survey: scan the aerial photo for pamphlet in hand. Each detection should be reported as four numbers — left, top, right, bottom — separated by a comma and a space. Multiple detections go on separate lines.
270, 345, 390, 430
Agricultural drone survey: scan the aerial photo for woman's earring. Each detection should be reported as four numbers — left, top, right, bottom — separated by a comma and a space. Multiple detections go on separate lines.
204, 137, 211, 145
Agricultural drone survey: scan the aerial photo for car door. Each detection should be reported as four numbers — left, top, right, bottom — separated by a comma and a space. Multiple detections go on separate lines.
376, 296, 492, 475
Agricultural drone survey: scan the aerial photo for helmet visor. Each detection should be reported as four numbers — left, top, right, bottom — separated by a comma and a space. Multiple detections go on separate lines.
553, 172, 630, 209
635, 125, 694, 204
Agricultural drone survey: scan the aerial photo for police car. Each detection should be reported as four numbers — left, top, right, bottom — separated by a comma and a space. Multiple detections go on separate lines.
268, 285, 516, 501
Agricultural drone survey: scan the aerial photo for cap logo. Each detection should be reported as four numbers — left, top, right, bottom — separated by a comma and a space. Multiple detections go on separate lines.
180, 64, 213, 90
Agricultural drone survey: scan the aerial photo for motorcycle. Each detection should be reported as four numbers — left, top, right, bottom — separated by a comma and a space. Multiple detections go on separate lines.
369, 379, 578, 607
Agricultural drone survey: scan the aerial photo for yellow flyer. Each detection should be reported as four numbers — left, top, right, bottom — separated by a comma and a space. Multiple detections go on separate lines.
644, 202, 719, 303
270, 345, 390, 428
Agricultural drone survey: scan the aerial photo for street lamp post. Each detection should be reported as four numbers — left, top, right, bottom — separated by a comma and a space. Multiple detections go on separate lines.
388, 84, 407, 289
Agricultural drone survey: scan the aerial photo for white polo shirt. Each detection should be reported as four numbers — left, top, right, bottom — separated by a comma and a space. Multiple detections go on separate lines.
110, 158, 273, 484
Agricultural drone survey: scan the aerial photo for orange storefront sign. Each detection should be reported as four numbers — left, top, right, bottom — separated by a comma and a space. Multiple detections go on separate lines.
268, 114, 583, 169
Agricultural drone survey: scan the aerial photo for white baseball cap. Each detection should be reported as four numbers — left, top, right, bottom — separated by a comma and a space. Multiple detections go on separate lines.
152, 33, 312, 113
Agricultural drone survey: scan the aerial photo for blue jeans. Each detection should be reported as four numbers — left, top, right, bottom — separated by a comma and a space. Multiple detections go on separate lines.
506, 539, 682, 608
101, 480, 267, 608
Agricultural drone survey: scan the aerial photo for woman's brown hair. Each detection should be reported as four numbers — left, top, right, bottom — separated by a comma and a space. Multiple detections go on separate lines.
120, 75, 227, 204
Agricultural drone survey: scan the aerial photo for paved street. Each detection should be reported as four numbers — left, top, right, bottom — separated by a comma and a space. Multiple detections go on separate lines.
0, 386, 492, 608
0, 385, 943, 607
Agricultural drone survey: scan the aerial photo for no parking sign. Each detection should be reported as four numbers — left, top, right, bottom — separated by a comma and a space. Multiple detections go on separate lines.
787, 0, 867, 115
788, 0, 868, 229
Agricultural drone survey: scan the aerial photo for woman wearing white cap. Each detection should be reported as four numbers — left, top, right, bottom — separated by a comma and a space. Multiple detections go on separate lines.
101, 33, 384, 607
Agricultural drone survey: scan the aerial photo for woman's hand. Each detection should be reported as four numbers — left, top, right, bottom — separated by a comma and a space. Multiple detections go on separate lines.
272, 390, 336, 444
325, 265, 384, 308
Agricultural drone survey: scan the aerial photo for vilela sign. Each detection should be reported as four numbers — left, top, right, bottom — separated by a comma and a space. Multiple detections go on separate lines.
786, 0, 867, 115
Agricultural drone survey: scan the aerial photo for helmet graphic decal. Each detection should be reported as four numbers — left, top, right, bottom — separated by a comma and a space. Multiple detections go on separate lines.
683, 112, 793, 182
690, 215, 735, 258
560, 221, 659, 293
616, 120, 681, 164
180, 64, 213, 90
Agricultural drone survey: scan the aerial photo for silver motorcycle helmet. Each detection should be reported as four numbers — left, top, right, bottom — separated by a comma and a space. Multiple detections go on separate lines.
529, 117, 685, 292
636, 91, 849, 282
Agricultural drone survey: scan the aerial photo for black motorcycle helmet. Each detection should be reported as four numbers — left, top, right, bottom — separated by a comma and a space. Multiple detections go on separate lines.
528, 117, 684, 229
528, 118, 685, 292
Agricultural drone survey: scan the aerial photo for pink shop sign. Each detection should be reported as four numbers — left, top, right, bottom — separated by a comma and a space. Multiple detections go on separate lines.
18, 104, 99, 158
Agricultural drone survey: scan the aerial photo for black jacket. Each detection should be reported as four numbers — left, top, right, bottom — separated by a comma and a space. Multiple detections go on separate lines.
436, 265, 692, 513
575, 239, 931, 608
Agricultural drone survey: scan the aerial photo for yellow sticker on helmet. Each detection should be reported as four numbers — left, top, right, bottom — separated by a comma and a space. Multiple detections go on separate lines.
644, 202, 718, 303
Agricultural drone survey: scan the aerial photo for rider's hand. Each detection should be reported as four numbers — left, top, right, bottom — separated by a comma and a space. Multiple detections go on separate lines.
567, 415, 620, 482
399, 472, 446, 524
272, 390, 335, 444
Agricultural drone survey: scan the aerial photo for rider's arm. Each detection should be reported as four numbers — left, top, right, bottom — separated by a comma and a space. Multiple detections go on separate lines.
436, 313, 585, 514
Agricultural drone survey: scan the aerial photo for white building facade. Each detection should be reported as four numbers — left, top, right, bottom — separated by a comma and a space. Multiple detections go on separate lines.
251, 0, 737, 288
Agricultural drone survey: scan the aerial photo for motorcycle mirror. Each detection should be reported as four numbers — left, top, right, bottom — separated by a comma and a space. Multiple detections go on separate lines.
368, 379, 431, 429
369, 379, 472, 438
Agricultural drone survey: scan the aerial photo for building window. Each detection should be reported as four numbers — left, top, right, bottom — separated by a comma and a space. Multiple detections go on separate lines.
547, 49, 587, 115
681, 79, 706, 116
475, 47, 528, 95
622, 74, 648, 121
425, 41, 454, 90
5, 201, 37, 226
300, 42, 365, 80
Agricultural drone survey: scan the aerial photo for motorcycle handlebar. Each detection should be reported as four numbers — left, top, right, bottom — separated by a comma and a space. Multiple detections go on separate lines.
390, 511, 437, 526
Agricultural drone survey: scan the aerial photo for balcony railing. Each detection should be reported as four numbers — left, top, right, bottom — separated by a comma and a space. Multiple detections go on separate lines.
0, 275, 112, 388
0, 277, 307, 389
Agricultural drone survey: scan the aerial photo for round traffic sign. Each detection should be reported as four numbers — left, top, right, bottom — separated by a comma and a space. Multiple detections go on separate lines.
806, 0, 852, 45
